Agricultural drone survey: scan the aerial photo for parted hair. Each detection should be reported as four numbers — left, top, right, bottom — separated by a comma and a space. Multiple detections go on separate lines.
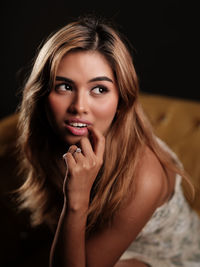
17, 15, 191, 234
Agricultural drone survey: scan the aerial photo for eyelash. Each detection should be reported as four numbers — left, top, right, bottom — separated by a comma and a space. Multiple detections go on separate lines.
55, 83, 72, 92
55, 83, 109, 95
91, 85, 109, 95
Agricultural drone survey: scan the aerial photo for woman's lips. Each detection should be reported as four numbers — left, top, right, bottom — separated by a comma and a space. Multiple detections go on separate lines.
64, 122, 89, 136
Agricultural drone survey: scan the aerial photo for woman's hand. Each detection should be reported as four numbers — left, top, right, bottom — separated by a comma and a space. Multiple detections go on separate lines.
62, 126, 105, 210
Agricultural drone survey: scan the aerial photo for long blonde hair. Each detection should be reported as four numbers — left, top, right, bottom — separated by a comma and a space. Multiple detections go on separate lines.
17, 15, 191, 234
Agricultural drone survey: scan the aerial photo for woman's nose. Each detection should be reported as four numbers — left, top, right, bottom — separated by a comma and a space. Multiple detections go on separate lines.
68, 91, 88, 115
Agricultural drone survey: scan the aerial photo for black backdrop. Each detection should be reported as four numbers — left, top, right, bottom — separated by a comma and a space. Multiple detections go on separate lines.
1, 0, 199, 119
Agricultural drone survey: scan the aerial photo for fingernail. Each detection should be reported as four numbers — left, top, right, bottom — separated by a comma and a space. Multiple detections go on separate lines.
68, 147, 74, 153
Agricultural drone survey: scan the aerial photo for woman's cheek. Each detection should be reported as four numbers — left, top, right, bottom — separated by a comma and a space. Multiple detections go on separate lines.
92, 101, 118, 132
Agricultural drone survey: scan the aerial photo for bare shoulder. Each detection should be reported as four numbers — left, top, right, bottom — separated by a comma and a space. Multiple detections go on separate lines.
116, 145, 175, 225
133, 145, 174, 207
110, 145, 174, 241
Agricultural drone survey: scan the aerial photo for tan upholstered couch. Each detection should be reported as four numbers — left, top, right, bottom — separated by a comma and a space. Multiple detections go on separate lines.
0, 93, 200, 266
139, 93, 200, 215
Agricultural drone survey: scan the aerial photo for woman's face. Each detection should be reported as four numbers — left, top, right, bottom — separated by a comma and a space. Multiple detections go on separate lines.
46, 50, 119, 145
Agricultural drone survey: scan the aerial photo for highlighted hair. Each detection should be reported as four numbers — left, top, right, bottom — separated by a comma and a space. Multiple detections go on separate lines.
17, 16, 192, 234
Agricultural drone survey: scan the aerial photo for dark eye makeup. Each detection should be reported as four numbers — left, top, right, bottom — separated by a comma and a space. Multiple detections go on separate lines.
91, 85, 109, 95
55, 83, 73, 92
54, 82, 109, 95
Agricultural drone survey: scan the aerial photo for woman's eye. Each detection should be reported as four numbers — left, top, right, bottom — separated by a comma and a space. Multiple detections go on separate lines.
55, 83, 73, 92
91, 86, 108, 95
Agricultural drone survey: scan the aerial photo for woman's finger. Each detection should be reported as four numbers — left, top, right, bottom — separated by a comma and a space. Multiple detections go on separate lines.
87, 126, 105, 158
68, 145, 78, 154
65, 145, 83, 163
63, 152, 76, 172
79, 137, 94, 157
72, 147, 85, 163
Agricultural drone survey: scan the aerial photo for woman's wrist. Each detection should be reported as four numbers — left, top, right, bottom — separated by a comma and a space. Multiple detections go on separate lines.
64, 194, 90, 213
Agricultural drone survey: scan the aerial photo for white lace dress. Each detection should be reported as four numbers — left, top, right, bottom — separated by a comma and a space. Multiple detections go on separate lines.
120, 138, 200, 266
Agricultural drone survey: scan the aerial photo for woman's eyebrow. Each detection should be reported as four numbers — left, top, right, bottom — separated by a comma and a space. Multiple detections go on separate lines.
56, 76, 113, 84
56, 76, 74, 84
88, 76, 113, 83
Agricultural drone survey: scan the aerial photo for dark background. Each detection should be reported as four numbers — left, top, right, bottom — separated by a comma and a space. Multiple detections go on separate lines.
1, 0, 199, 120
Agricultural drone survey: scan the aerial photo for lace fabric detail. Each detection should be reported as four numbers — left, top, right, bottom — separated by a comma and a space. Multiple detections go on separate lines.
120, 138, 200, 266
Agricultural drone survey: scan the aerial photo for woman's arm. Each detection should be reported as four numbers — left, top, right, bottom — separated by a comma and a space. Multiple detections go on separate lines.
50, 135, 170, 267
49, 197, 88, 267
49, 126, 105, 267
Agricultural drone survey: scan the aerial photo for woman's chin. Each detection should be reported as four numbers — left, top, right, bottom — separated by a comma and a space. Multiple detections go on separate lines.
62, 135, 86, 146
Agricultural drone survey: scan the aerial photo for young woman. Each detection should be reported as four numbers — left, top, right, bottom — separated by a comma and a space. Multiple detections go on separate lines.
17, 15, 200, 267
